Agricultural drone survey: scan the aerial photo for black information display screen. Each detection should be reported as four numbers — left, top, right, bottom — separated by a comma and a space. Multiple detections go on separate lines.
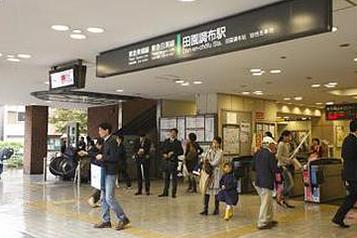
326, 104, 357, 121
97, 0, 332, 78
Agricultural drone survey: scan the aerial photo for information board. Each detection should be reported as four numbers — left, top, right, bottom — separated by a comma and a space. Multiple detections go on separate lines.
97, 0, 332, 77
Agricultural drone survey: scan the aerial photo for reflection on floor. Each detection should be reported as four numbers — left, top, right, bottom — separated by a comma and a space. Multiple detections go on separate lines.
0, 169, 356, 238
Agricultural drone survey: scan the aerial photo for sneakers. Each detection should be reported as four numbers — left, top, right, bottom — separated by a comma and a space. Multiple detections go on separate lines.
116, 217, 130, 231
94, 222, 112, 229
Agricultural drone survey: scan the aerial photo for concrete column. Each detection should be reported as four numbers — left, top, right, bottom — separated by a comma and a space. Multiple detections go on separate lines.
87, 104, 119, 138
24, 106, 48, 175
195, 93, 218, 114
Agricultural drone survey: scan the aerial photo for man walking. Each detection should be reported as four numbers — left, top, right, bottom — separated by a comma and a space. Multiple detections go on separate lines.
133, 132, 152, 196
253, 136, 279, 230
332, 120, 357, 228
94, 122, 130, 231
159, 128, 184, 198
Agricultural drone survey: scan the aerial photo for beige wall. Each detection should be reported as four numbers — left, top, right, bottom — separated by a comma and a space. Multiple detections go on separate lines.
312, 113, 350, 158
161, 99, 197, 117
217, 94, 278, 135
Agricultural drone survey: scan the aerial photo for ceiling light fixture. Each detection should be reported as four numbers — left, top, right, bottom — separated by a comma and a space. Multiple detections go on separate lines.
7, 55, 15, 58
353, 57, 357, 62
193, 81, 203, 85
311, 84, 321, 88
175, 80, 184, 84
116, 89, 124, 93
253, 90, 263, 95
70, 34, 86, 40
250, 68, 262, 73
51, 25, 70, 31
315, 102, 323, 105
283, 98, 291, 101
242, 92, 250, 95
270, 69, 282, 74
294, 96, 303, 101
87, 27, 105, 33
326, 102, 334, 105
17, 54, 31, 59
6, 58, 20, 62
0, 53, 2, 57
252, 71, 265, 76
182, 82, 190, 86
324, 82, 338, 88
332, 26, 338, 32
177, 0, 196, 2
72, 29, 82, 34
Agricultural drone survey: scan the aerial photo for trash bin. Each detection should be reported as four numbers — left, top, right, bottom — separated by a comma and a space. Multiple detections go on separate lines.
232, 156, 254, 194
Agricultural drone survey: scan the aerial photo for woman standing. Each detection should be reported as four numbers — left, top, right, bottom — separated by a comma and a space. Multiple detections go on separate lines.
200, 136, 223, 216
185, 133, 203, 193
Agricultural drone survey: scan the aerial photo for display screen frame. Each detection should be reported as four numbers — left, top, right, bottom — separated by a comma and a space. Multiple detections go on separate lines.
49, 64, 86, 91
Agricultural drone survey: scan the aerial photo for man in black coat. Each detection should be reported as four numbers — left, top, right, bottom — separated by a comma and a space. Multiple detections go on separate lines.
253, 136, 279, 230
94, 123, 130, 231
333, 120, 357, 228
133, 132, 152, 196
116, 135, 131, 189
159, 128, 184, 198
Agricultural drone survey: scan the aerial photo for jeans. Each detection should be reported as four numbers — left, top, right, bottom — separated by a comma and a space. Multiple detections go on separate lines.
282, 167, 294, 197
101, 174, 127, 223
255, 186, 274, 227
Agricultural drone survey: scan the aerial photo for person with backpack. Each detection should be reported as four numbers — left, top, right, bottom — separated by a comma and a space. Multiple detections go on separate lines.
185, 133, 203, 193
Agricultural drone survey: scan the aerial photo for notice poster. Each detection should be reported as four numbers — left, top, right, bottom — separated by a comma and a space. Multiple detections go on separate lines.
160, 118, 177, 130
223, 126, 240, 155
226, 112, 238, 124
177, 118, 186, 141
240, 122, 251, 133
205, 116, 215, 142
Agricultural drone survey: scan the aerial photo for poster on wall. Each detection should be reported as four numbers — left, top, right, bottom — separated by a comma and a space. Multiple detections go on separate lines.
177, 118, 186, 141
223, 126, 240, 155
336, 125, 346, 148
226, 112, 238, 124
160, 118, 177, 129
240, 122, 251, 133
205, 116, 215, 142
186, 116, 205, 129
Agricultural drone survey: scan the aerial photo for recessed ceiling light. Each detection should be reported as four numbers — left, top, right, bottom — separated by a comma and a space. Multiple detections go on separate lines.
182, 82, 190, 86
87, 27, 105, 33
177, 0, 196, 2
46, 101, 52, 103
324, 82, 338, 88
332, 26, 338, 32
0, 53, 2, 57
252, 71, 265, 76
72, 29, 82, 34
7, 55, 15, 58
311, 84, 321, 88
270, 69, 282, 74
193, 81, 203, 85
326, 102, 334, 105
283, 98, 291, 101
294, 96, 303, 101
253, 90, 263, 95
70, 34, 86, 40
315, 102, 323, 105
242, 92, 250, 95
250, 68, 262, 73
51, 25, 70, 31
301, 117, 307, 120
17, 54, 31, 59
7, 58, 20, 62
175, 80, 184, 84
116, 89, 124, 92
284, 116, 290, 119
354, 57, 357, 62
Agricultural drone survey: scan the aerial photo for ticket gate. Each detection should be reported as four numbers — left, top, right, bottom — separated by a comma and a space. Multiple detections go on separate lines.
303, 158, 345, 203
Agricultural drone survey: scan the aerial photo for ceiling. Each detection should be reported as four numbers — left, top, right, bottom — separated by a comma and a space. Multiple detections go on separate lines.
0, 0, 357, 108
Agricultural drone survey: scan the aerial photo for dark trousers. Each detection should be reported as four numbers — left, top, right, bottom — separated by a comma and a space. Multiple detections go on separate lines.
117, 164, 131, 187
334, 181, 357, 222
163, 162, 178, 196
136, 160, 150, 193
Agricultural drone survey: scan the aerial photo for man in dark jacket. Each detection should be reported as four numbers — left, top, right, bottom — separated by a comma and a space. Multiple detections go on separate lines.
133, 132, 152, 196
253, 136, 279, 230
94, 123, 130, 231
333, 120, 357, 228
159, 128, 184, 198
116, 135, 131, 189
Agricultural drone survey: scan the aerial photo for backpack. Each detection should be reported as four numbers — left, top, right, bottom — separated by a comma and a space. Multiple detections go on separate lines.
186, 142, 198, 161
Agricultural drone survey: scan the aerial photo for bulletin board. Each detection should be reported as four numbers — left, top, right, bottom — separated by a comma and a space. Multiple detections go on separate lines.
223, 125, 240, 155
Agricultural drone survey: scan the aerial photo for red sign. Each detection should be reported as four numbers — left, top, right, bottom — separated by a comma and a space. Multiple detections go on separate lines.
256, 112, 265, 121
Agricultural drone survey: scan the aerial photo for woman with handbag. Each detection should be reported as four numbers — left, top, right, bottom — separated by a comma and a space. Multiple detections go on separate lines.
199, 136, 223, 216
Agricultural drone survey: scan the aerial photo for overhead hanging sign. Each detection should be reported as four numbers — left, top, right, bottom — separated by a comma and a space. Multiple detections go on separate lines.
326, 104, 357, 121
96, 0, 332, 78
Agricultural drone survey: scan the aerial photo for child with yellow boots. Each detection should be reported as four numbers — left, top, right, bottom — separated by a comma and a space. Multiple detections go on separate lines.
216, 162, 239, 221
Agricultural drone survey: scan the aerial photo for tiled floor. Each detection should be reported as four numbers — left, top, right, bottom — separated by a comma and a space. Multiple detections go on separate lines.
0, 169, 356, 238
